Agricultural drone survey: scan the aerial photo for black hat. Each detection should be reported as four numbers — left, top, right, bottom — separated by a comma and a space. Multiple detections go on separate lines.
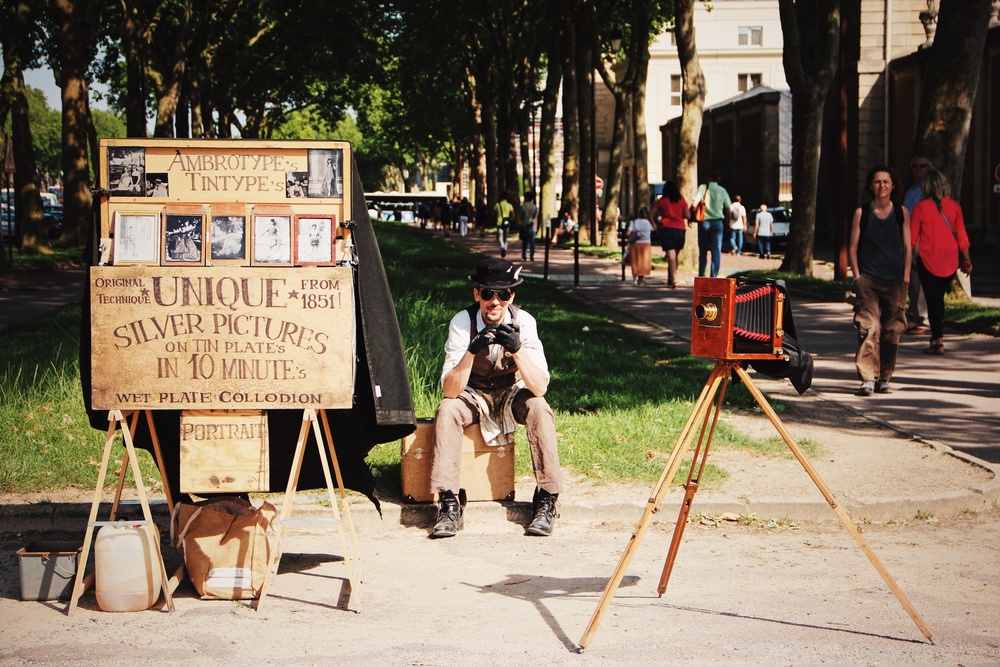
469, 258, 523, 288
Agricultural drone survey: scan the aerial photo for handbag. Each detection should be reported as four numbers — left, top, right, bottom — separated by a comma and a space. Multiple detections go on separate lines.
692, 199, 706, 222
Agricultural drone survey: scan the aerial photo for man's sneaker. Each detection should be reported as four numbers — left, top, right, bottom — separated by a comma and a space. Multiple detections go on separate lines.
525, 488, 559, 536
430, 490, 463, 538
857, 381, 875, 396
875, 379, 893, 393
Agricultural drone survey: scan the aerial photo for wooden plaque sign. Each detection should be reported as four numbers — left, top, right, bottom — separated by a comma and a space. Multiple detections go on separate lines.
179, 410, 269, 493
89, 265, 355, 410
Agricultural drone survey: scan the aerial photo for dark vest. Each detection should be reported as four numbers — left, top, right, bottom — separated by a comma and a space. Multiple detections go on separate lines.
465, 303, 521, 392
858, 203, 905, 284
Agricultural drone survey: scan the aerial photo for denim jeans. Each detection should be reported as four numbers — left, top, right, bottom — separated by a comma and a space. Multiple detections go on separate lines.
729, 228, 743, 254
698, 219, 724, 277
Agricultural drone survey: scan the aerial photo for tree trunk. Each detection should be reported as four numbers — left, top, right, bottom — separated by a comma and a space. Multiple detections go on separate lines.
561, 20, 580, 222
539, 45, 562, 231
912, 0, 993, 194
632, 41, 651, 214
51, 0, 104, 248
119, 0, 147, 137
778, 0, 840, 276
0, 0, 48, 255
675, 0, 706, 269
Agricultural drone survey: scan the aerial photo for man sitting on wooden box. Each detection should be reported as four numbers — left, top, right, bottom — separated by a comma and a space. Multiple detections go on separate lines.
430, 258, 563, 538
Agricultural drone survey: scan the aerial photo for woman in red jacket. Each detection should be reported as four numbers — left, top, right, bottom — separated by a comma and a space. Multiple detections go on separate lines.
909, 169, 972, 355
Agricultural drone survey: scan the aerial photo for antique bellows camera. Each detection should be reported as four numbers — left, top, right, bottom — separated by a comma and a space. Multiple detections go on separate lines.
691, 276, 787, 360
691, 276, 814, 394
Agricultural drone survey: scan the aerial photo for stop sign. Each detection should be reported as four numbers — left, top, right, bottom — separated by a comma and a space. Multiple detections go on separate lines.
595, 176, 604, 191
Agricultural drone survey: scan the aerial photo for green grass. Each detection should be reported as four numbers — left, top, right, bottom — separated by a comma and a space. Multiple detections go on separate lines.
3, 221, 928, 498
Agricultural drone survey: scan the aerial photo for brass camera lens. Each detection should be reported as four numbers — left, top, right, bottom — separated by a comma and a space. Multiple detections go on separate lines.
695, 302, 719, 322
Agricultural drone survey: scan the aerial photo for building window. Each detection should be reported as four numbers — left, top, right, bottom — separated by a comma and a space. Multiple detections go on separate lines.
738, 26, 763, 46
671, 75, 682, 106
737, 73, 762, 92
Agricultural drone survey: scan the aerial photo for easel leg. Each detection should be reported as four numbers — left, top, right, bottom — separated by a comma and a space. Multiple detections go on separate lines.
68, 413, 120, 615
255, 410, 312, 611
578, 361, 729, 650
733, 365, 933, 642
255, 409, 360, 611
68, 410, 174, 615
310, 412, 359, 592
319, 409, 363, 584
657, 366, 731, 596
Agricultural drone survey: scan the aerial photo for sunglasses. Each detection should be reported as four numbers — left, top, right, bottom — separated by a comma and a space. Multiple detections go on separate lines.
478, 288, 514, 301
911, 163, 930, 169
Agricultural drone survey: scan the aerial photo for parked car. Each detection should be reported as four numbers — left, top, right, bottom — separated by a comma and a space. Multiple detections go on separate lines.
744, 206, 792, 254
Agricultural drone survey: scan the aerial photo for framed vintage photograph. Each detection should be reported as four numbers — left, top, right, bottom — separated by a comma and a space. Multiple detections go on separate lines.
307, 148, 344, 198
162, 213, 205, 266
145, 173, 169, 197
107, 146, 146, 197
209, 215, 249, 265
293, 214, 336, 266
285, 171, 309, 199
112, 210, 161, 265
251, 214, 293, 266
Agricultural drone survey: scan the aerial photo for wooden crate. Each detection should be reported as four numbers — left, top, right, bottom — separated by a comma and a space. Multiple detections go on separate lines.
179, 410, 269, 493
400, 419, 515, 503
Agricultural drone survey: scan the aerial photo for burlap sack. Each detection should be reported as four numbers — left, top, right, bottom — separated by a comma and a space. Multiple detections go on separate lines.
170, 497, 278, 600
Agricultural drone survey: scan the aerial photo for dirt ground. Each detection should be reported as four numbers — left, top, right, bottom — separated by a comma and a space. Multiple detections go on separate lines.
2, 380, 998, 666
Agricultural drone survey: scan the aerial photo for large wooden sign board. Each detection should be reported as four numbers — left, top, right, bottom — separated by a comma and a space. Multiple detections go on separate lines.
93, 139, 356, 412
90, 265, 354, 410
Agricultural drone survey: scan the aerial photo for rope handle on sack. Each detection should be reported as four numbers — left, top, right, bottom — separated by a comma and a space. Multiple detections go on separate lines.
169, 502, 203, 548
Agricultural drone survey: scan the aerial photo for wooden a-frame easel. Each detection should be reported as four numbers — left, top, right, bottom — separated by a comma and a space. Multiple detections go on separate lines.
67, 409, 178, 615
577, 359, 934, 650
254, 408, 362, 611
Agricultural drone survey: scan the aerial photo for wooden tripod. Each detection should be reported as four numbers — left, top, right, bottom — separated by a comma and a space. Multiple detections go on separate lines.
578, 359, 933, 650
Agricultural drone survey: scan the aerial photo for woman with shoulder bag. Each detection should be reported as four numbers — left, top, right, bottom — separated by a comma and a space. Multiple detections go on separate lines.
909, 169, 972, 355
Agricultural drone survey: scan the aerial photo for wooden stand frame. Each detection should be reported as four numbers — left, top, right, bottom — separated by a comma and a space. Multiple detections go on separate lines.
577, 359, 934, 650
67, 410, 177, 615
255, 408, 361, 611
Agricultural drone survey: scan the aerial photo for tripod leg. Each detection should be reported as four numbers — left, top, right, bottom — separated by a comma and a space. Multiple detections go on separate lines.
578, 361, 729, 651
657, 367, 731, 596
733, 365, 933, 642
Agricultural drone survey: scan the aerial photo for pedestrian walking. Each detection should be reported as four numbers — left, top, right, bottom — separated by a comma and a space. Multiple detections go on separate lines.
909, 169, 972, 355
651, 181, 688, 288
848, 165, 911, 396
626, 207, 654, 286
752, 204, 774, 259
903, 153, 932, 334
728, 195, 747, 255
691, 171, 731, 277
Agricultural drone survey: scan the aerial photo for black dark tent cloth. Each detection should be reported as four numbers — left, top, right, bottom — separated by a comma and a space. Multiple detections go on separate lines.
738, 277, 815, 395
79, 154, 416, 512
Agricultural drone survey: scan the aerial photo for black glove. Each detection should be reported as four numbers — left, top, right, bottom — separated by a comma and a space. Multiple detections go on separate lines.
492, 323, 521, 353
468, 325, 497, 354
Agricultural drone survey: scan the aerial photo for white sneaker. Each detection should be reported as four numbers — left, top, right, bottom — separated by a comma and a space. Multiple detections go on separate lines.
857, 381, 874, 396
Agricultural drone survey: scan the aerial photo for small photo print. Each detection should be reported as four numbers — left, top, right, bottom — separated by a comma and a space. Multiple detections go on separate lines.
163, 214, 204, 265
294, 215, 335, 265
253, 215, 292, 265
210, 215, 248, 263
145, 173, 169, 197
307, 148, 344, 198
285, 171, 309, 198
113, 211, 160, 264
108, 147, 146, 197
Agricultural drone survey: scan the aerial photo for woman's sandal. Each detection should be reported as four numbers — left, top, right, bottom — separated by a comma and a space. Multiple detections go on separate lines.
924, 342, 945, 355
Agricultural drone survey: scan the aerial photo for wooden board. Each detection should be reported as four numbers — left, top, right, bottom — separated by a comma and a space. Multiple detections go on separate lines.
400, 420, 515, 503
179, 410, 269, 493
89, 265, 355, 410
